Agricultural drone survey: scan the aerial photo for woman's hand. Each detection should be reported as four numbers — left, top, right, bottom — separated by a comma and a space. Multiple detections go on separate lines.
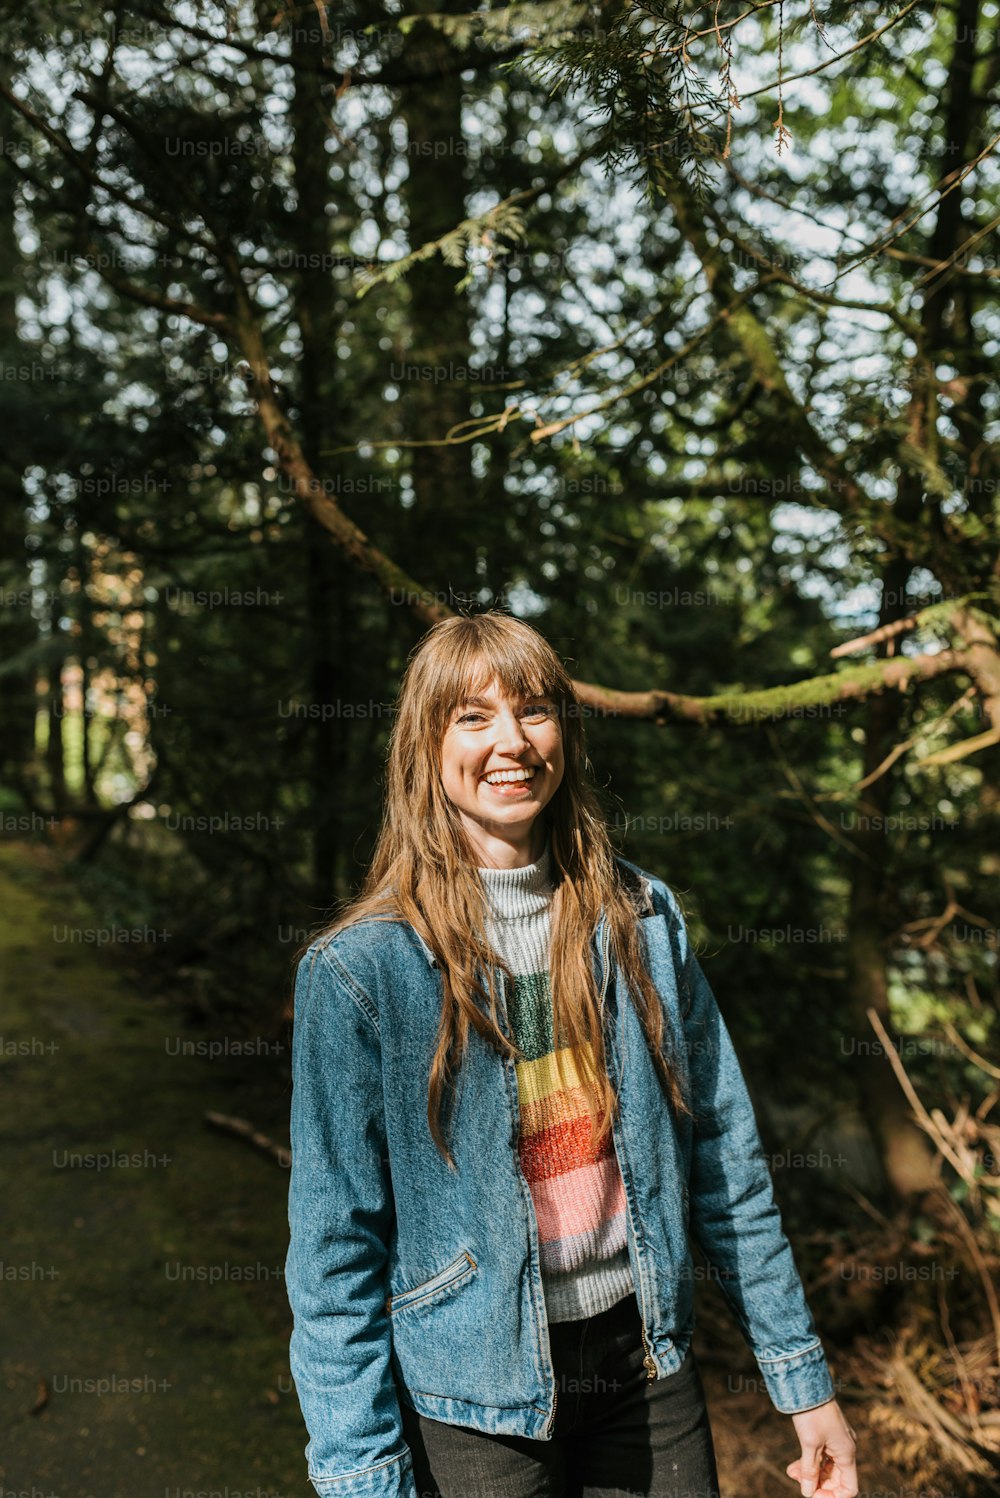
786, 1398, 858, 1498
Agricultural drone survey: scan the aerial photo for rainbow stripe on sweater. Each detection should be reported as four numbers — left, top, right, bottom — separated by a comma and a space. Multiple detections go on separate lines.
508, 970, 631, 1278
479, 837, 635, 1321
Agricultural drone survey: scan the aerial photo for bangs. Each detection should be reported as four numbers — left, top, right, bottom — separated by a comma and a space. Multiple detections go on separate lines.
445, 643, 563, 716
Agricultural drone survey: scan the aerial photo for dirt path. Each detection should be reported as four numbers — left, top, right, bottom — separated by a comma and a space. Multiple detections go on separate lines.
0, 840, 303, 1497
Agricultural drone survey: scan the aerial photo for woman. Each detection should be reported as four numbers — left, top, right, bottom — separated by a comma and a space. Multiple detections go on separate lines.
285, 611, 858, 1498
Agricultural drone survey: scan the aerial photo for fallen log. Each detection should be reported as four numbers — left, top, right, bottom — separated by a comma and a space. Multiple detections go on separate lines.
203, 1109, 290, 1169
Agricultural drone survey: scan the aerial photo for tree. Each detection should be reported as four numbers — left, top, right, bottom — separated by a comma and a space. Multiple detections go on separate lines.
0, 0, 997, 1206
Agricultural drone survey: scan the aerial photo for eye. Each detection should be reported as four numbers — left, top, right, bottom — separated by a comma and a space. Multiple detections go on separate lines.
456, 711, 484, 724
523, 702, 554, 718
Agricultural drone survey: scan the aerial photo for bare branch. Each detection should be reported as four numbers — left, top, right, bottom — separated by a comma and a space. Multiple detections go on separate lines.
732, 0, 924, 105
831, 617, 921, 658
826, 126, 1000, 288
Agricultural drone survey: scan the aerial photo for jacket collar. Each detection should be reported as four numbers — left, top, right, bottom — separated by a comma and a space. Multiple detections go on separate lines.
412, 927, 440, 968
409, 863, 655, 968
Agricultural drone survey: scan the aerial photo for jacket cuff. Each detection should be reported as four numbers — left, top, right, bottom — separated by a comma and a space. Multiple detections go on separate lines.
310, 1445, 417, 1498
757, 1340, 837, 1414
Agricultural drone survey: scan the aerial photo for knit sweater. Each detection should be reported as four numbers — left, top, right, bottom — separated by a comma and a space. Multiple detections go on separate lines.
477, 834, 635, 1323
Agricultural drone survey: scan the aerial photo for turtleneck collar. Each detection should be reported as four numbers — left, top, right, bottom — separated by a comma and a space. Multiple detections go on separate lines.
476, 830, 554, 922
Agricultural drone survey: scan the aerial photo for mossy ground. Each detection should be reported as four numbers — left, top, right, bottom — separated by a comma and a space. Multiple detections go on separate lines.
0, 838, 304, 1497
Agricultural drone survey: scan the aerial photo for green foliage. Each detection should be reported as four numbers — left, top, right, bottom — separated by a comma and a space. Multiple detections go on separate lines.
393, 0, 592, 46
355, 198, 529, 296
0, 0, 998, 1229
513, 0, 723, 202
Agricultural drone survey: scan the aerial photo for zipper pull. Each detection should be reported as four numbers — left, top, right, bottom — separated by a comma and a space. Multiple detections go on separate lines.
640, 1324, 658, 1381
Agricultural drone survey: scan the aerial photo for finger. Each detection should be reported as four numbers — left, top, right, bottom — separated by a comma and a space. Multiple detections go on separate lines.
797, 1444, 824, 1498
835, 1453, 860, 1498
816, 1457, 857, 1498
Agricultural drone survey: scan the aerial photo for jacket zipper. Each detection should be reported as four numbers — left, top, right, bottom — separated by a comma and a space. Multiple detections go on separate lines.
602, 915, 659, 1383
624, 1175, 659, 1382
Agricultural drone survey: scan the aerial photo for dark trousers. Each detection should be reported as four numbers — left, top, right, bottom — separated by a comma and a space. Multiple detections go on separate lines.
399, 1291, 722, 1498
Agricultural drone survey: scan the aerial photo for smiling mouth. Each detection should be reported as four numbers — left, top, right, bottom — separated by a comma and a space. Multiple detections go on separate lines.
481, 766, 539, 790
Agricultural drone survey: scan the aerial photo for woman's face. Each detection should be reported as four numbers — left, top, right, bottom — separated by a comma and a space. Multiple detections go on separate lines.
439, 676, 565, 862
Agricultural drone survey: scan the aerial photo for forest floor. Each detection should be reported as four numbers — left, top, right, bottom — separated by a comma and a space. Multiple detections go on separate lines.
0, 835, 887, 1498
0, 837, 302, 1497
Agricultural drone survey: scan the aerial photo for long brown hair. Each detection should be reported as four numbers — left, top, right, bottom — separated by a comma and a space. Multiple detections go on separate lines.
294, 611, 692, 1169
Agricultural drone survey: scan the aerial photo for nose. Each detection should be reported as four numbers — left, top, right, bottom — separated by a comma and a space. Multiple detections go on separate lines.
492, 706, 530, 755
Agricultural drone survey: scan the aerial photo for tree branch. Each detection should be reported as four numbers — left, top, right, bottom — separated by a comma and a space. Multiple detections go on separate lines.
570, 649, 966, 724
663, 179, 895, 542
229, 293, 453, 630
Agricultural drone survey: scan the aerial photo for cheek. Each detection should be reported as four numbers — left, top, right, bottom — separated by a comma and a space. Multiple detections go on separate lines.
444, 744, 479, 784
439, 745, 463, 788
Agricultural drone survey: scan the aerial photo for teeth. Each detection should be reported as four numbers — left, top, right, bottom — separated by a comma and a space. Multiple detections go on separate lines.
484, 768, 537, 784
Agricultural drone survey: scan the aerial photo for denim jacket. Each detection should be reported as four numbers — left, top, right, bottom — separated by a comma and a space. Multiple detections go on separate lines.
285, 855, 836, 1496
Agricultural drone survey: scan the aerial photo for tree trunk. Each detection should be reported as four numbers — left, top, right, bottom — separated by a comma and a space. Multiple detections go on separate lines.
844, 0, 985, 1200
844, 564, 938, 1197
0, 96, 37, 787
289, 15, 346, 912
76, 531, 97, 806
45, 583, 67, 811
398, 4, 474, 570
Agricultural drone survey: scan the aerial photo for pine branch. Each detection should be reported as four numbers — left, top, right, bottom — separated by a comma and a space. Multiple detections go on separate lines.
832, 618, 921, 659
826, 125, 1000, 289
735, 0, 924, 105
228, 292, 454, 630
77, 242, 986, 732
354, 200, 529, 298
92, 252, 235, 332
663, 177, 904, 546
706, 206, 922, 337
353, 142, 597, 296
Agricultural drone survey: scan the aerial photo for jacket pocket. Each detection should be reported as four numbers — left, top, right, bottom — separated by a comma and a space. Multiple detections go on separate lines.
385, 1249, 477, 1317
